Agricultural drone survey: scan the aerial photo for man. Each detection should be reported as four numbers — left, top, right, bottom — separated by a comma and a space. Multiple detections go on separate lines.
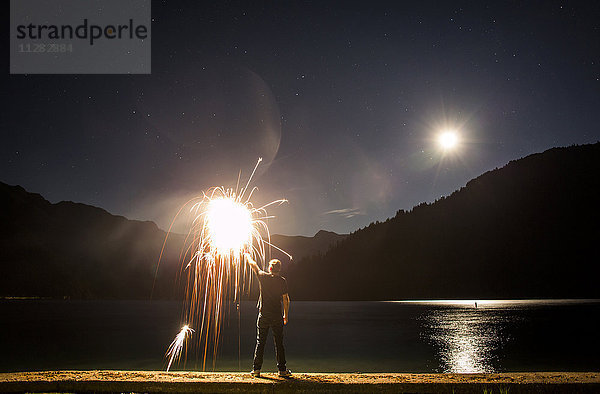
244, 253, 291, 378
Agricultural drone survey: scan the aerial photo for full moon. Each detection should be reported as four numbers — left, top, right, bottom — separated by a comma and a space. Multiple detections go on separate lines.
438, 131, 459, 150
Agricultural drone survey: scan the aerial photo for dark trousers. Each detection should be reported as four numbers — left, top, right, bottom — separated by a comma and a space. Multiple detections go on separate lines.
253, 314, 286, 371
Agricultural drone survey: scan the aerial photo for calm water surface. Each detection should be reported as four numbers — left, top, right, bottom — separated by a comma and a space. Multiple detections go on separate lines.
1, 299, 598, 372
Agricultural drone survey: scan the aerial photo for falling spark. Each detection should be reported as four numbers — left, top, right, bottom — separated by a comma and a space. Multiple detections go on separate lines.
166, 325, 194, 372
162, 158, 290, 370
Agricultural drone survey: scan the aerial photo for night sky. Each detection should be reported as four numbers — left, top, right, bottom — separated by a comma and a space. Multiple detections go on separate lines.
4, 1, 599, 236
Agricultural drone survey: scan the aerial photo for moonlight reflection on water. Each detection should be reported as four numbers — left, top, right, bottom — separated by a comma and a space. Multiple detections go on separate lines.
416, 300, 524, 373
413, 299, 600, 373
424, 308, 505, 372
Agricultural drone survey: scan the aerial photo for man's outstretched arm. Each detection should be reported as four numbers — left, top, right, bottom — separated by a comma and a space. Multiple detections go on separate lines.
244, 253, 260, 275
282, 293, 290, 325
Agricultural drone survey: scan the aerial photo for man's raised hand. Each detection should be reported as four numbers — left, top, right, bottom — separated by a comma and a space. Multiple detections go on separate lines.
245, 253, 260, 274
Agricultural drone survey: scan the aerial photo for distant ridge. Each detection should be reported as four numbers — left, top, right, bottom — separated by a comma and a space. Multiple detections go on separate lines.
0, 182, 183, 299
270, 230, 347, 264
288, 143, 600, 300
0, 182, 344, 299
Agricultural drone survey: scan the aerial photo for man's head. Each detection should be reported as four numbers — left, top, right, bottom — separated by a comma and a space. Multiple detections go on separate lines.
268, 259, 281, 274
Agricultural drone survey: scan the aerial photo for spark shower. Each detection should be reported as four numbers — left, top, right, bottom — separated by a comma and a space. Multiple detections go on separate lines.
160, 158, 290, 370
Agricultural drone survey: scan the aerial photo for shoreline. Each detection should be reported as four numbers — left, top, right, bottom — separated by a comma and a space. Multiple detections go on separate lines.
1, 371, 599, 393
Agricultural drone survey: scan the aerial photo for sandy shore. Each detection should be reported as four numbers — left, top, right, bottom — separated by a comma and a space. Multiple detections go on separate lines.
1, 370, 599, 393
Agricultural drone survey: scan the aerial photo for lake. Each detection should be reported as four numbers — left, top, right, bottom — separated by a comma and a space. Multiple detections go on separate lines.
1, 299, 599, 373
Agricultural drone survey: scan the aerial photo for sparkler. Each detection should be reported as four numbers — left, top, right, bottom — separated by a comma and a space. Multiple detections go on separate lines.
162, 158, 290, 370
166, 325, 194, 372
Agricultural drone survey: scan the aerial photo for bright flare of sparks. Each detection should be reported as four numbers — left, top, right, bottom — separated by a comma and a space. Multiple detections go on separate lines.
166, 325, 194, 372
205, 198, 253, 254
162, 158, 290, 371
439, 131, 459, 150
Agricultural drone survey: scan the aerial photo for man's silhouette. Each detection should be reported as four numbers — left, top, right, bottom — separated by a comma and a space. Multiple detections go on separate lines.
244, 253, 291, 377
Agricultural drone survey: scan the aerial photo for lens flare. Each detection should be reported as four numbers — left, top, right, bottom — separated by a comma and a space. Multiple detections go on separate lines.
160, 158, 290, 371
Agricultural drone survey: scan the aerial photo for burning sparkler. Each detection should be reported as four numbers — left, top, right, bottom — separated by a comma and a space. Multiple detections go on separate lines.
166, 325, 194, 372
161, 158, 290, 370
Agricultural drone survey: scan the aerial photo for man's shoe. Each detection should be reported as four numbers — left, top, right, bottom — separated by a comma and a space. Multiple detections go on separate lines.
278, 369, 292, 377
250, 369, 261, 377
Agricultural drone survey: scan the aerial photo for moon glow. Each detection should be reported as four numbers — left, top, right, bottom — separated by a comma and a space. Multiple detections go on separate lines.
439, 131, 459, 150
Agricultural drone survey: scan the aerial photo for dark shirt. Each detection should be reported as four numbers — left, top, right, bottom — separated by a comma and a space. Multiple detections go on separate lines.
257, 271, 288, 319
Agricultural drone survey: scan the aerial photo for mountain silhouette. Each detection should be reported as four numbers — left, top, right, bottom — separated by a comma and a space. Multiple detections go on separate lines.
0, 182, 183, 298
0, 183, 343, 299
270, 230, 346, 263
2, 143, 598, 300
287, 143, 600, 300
